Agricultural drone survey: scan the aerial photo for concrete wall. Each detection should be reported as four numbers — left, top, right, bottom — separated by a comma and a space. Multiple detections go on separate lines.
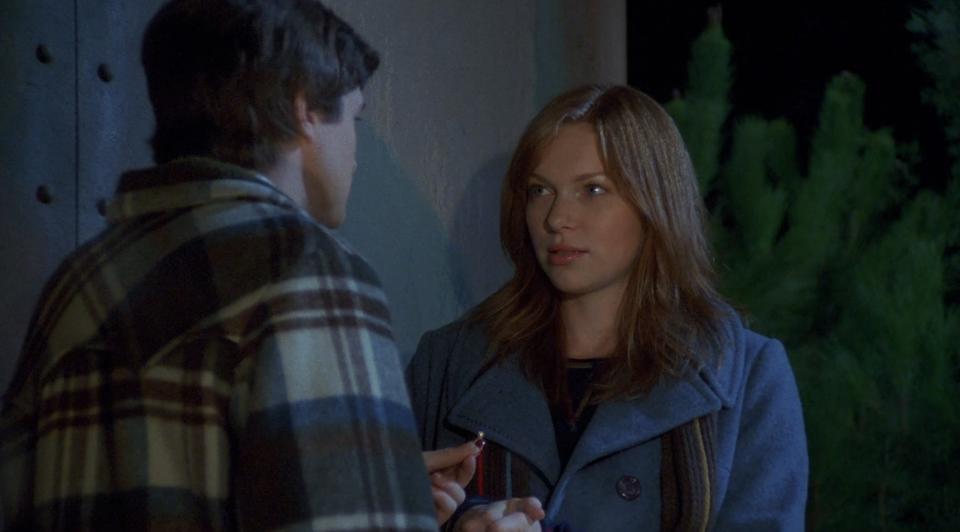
0, 0, 625, 396
328, 0, 626, 360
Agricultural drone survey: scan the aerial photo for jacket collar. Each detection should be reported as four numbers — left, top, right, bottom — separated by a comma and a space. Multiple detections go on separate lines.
447, 356, 563, 484
446, 351, 733, 486
564, 364, 727, 476
105, 157, 298, 223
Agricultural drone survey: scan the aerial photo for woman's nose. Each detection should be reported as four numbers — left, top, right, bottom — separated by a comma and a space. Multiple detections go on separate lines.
545, 195, 577, 233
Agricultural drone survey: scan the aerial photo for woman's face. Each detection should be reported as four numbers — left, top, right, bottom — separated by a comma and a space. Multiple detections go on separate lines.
525, 122, 644, 302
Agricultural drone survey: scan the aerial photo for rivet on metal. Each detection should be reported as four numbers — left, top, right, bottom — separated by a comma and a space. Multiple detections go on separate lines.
36, 185, 53, 205
36, 44, 53, 64
97, 63, 114, 83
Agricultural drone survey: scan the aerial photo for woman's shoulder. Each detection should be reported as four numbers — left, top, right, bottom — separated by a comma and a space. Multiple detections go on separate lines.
417, 315, 489, 354
706, 306, 796, 406
406, 314, 497, 408
708, 303, 787, 359
411, 314, 492, 372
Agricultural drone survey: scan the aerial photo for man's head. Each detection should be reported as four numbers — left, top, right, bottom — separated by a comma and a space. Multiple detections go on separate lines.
142, 0, 378, 225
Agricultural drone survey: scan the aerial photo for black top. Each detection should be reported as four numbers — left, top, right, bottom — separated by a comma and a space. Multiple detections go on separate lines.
550, 359, 602, 468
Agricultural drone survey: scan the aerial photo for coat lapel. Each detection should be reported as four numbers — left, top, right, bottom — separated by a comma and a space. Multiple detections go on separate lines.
446, 358, 563, 485
445, 350, 735, 488
564, 365, 728, 476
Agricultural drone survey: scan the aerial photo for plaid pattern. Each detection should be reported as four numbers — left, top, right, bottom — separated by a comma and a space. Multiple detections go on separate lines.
1, 158, 435, 531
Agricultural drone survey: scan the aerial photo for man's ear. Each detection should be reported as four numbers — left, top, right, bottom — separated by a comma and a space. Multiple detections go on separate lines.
294, 92, 321, 138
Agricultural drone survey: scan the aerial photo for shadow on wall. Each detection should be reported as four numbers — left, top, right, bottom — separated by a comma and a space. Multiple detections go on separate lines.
448, 154, 513, 311
535, 0, 570, 107
338, 123, 462, 364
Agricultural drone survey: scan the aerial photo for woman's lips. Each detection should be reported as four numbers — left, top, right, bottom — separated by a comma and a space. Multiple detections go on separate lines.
548, 245, 587, 266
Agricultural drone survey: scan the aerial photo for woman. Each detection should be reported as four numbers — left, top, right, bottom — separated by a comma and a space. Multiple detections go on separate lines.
408, 85, 808, 531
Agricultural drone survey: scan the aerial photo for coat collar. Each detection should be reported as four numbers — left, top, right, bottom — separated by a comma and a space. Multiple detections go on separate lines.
447, 356, 563, 484
446, 350, 734, 486
105, 157, 297, 223
564, 365, 727, 476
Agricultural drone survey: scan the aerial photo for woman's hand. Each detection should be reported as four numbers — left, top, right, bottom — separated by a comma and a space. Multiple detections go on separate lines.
423, 440, 482, 525
453, 497, 545, 532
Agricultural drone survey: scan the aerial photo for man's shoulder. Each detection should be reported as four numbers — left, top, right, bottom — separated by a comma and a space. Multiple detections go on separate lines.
268, 213, 380, 287
148, 172, 380, 290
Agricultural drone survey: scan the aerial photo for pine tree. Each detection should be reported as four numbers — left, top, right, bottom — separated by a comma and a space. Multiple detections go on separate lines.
669, 11, 960, 530
910, 0, 960, 312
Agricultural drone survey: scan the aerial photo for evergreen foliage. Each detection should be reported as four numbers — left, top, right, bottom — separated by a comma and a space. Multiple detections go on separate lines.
910, 0, 960, 310
909, 0, 960, 175
668, 12, 960, 530
665, 13, 730, 194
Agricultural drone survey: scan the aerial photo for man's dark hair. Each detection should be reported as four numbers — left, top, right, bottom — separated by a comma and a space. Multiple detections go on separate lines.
142, 0, 379, 169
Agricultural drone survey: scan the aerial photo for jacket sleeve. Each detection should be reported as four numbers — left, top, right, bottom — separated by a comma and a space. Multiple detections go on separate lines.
231, 250, 436, 531
406, 328, 444, 451
713, 338, 809, 531
0, 394, 35, 531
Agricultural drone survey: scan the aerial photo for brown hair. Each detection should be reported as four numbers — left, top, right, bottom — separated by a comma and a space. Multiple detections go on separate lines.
473, 85, 726, 402
142, 0, 379, 170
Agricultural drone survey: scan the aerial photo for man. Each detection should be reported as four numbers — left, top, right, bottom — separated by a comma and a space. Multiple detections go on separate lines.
0, 1, 446, 529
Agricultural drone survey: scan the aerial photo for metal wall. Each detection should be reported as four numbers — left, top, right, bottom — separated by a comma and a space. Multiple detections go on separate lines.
0, 1, 625, 395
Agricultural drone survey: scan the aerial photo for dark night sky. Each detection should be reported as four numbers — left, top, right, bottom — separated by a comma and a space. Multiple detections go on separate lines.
627, 1, 950, 189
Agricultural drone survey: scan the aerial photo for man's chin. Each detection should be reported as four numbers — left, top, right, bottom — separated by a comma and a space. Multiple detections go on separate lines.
316, 213, 345, 228
311, 206, 345, 228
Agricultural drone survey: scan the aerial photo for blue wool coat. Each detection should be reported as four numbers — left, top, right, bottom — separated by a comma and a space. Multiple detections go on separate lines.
406, 315, 808, 531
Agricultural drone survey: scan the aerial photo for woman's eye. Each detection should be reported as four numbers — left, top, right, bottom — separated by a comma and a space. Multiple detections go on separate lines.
527, 184, 550, 197
586, 184, 607, 195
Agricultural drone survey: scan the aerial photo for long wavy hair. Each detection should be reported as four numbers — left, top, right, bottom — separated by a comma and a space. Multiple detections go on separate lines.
473, 84, 726, 402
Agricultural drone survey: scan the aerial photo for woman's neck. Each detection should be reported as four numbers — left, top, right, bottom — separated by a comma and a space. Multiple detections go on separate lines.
559, 286, 624, 360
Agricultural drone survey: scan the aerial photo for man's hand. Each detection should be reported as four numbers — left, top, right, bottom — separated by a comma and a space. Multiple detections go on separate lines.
423, 440, 482, 525
454, 497, 545, 532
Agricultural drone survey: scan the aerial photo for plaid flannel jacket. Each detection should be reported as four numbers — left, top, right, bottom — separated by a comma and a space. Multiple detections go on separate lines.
0, 158, 436, 531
